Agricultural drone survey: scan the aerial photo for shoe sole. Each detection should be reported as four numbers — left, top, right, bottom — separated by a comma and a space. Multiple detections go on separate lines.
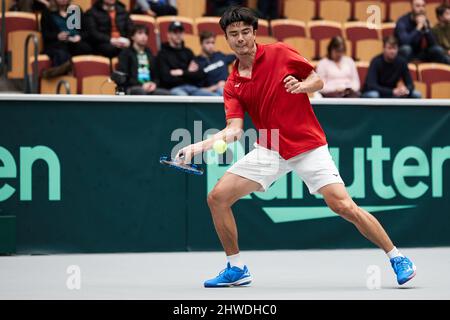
204, 276, 253, 288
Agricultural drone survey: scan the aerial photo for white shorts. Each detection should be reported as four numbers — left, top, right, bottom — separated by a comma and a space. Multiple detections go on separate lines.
227, 144, 344, 194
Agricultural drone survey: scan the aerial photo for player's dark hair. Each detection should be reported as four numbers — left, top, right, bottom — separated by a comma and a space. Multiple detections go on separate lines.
326, 36, 346, 59
383, 35, 398, 47
131, 24, 149, 37
200, 31, 215, 43
436, 4, 450, 19
219, 6, 258, 34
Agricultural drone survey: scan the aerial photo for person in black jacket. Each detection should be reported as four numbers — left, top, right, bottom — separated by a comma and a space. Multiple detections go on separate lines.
40, 0, 92, 78
85, 0, 133, 58
117, 24, 171, 95
157, 21, 214, 96
394, 0, 449, 64
362, 36, 421, 98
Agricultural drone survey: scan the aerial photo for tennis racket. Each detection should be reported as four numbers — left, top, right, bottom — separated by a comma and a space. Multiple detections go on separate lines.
159, 155, 204, 176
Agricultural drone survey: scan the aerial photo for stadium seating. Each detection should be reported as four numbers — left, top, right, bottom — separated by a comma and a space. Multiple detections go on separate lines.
256, 36, 277, 45
356, 61, 370, 89
72, 55, 111, 94
319, 0, 351, 23
271, 19, 307, 41
308, 20, 344, 59
157, 16, 195, 43
130, 15, 158, 54
195, 16, 222, 36
381, 22, 396, 38
284, 0, 316, 21
176, 0, 206, 19
344, 22, 381, 59
284, 37, 316, 61
389, 1, 410, 22
257, 19, 270, 37
72, 0, 93, 12
418, 63, 450, 98
82, 75, 116, 94
183, 34, 202, 55
354, 1, 386, 22
414, 81, 428, 98
430, 82, 450, 99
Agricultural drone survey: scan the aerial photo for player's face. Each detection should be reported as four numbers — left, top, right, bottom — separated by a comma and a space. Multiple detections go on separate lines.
132, 30, 148, 47
412, 0, 426, 16
201, 37, 216, 56
225, 22, 256, 56
383, 43, 398, 61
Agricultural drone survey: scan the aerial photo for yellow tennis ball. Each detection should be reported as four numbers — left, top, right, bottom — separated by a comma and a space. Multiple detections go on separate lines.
213, 140, 227, 154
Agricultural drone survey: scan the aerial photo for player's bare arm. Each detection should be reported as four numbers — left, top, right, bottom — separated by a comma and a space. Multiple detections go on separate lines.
176, 118, 244, 163
284, 71, 324, 94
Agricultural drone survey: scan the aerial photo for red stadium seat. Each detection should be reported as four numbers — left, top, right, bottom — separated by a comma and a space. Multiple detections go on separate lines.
356, 61, 370, 89
271, 19, 307, 41
130, 15, 158, 54
195, 16, 222, 36
354, 0, 386, 22
72, 55, 111, 94
431, 82, 450, 99
344, 22, 381, 59
283, 37, 316, 62
389, 0, 410, 22
308, 20, 343, 59
257, 19, 270, 37
381, 22, 396, 38
283, 0, 316, 22
418, 63, 450, 98
177, 0, 206, 19
157, 16, 195, 43
0, 12, 38, 52
319, 0, 351, 23
408, 63, 418, 81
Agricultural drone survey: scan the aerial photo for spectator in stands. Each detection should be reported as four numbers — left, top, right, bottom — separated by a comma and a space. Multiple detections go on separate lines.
85, 0, 133, 58
432, 4, 450, 58
9, 0, 49, 12
395, 0, 450, 64
210, 0, 245, 16
134, 0, 177, 17
316, 36, 360, 98
40, 0, 92, 78
362, 36, 421, 98
117, 24, 170, 95
194, 31, 236, 96
157, 21, 215, 96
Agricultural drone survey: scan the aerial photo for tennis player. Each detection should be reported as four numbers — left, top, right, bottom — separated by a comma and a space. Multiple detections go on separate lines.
176, 6, 416, 288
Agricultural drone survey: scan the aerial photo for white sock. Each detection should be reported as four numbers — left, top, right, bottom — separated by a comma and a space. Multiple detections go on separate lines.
227, 253, 245, 269
386, 246, 404, 259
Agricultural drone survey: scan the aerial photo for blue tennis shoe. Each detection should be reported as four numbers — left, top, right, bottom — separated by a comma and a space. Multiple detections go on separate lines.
390, 256, 417, 285
204, 263, 253, 288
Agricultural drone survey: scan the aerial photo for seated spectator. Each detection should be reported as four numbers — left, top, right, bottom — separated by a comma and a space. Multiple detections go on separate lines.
210, 0, 245, 16
134, 0, 177, 17
395, 0, 449, 64
316, 36, 360, 98
117, 24, 171, 95
9, 0, 49, 12
194, 31, 236, 96
85, 0, 133, 58
40, 0, 92, 78
157, 21, 215, 96
432, 4, 450, 58
362, 36, 421, 98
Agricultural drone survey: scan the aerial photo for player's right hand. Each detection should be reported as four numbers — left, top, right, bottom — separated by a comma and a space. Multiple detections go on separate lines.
175, 145, 196, 164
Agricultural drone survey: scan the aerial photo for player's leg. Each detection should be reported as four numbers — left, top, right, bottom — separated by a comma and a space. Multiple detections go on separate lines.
292, 144, 417, 285
319, 183, 417, 285
204, 145, 289, 287
207, 172, 262, 257
319, 183, 393, 252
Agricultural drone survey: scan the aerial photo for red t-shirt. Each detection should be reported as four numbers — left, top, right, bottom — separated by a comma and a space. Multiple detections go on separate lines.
224, 42, 327, 160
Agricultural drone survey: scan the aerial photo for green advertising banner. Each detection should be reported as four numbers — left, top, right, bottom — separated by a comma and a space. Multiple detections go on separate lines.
0, 97, 449, 254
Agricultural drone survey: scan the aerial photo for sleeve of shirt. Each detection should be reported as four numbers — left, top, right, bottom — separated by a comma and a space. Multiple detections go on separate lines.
223, 82, 245, 120
282, 43, 314, 80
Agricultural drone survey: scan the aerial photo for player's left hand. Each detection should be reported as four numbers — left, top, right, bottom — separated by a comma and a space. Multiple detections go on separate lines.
284, 75, 306, 94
